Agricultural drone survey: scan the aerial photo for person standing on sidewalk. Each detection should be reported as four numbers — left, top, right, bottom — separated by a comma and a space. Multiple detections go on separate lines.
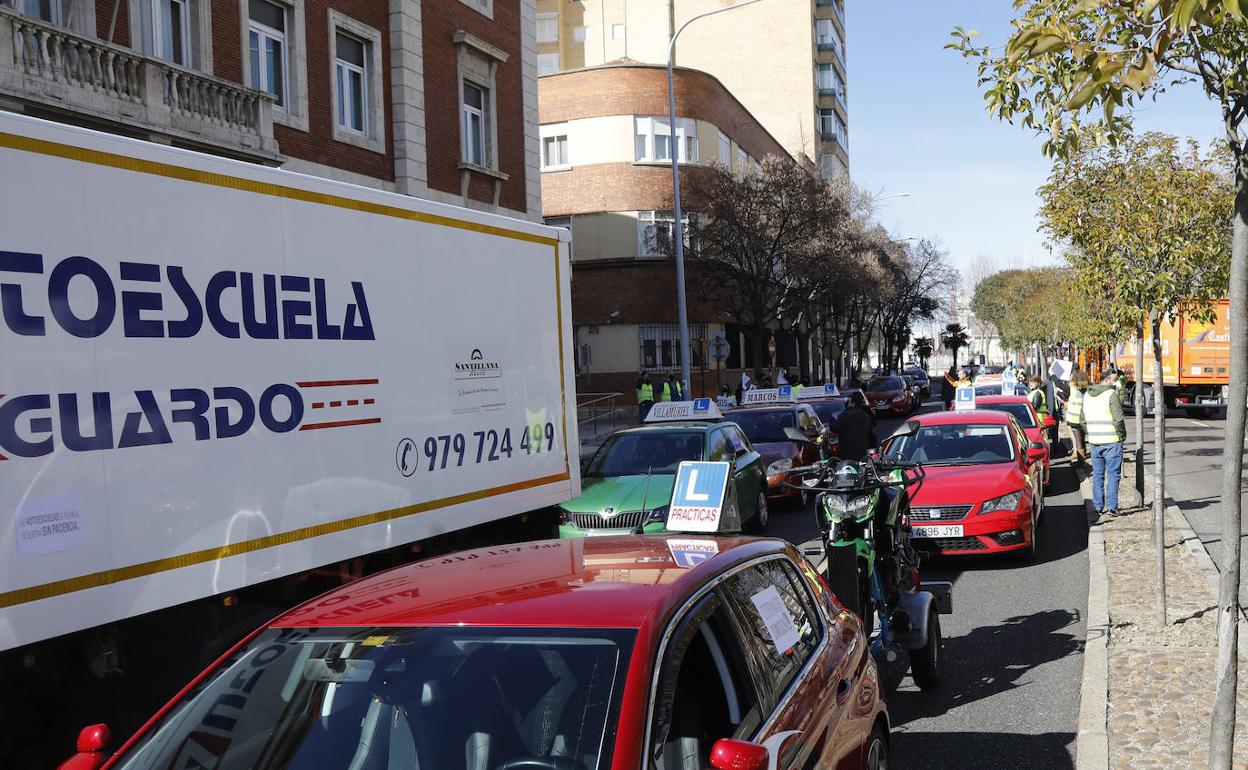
1086, 369, 1127, 517
636, 372, 654, 422
1066, 370, 1090, 465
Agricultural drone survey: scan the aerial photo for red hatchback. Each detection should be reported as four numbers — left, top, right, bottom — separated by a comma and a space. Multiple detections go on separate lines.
881, 410, 1047, 559
60, 537, 890, 770
864, 376, 913, 416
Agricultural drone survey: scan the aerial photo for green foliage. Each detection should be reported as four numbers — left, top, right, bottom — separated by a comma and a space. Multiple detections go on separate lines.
971, 266, 1125, 350
941, 323, 972, 367
912, 335, 935, 366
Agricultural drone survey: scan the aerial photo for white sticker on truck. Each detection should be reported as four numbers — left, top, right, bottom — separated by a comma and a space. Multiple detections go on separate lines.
15, 493, 84, 556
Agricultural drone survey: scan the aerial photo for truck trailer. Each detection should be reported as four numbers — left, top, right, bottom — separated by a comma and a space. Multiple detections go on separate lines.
1115, 301, 1230, 417
0, 112, 578, 767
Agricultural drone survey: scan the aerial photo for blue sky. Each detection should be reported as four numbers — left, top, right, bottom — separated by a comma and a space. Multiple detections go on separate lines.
846, 1, 1223, 283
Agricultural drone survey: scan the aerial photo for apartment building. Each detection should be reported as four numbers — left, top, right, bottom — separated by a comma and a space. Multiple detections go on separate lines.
541, 62, 799, 397
0, 0, 543, 218
535, 0, 848, 178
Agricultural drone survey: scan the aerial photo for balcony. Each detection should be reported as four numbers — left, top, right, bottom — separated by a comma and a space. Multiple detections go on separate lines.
0, 9, 279, 162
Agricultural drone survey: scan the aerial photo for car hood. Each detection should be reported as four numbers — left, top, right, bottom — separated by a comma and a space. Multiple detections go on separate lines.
753, 441, 802, 465
910, 463, 1026, 505
560, 474, 676, 514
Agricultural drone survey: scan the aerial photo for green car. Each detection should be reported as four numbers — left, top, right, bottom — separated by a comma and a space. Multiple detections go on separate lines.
559, 418, 769, 537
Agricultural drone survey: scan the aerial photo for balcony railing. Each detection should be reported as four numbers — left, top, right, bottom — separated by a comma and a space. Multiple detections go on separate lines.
0, 9, 278, 160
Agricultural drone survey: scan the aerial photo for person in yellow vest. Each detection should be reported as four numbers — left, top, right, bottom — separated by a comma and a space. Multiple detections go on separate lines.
1086, 369, 1126, 517
1026, 375, 1048, 419
659, 373, 683, 402
635, 372, 654, 422
1066, 370, 1090, 465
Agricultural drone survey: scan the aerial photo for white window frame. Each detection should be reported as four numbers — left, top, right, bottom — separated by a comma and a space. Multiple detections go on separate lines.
634, 116, 696, 164
536, 12, 558, 43
453, 31, 508, 178
537, 52, 560, 75
456, 0, 491, 19
717, 131, 731, 167
335, 34, 367, 135
18, 0, 63, 25
815, 18, 835, 47
637, 210, 695, 258
540, 123, 570, 171
611, 23, 624, 40
328, 10, 384, 153
248, 13, 286, 108
572, 26, 586, 43
462, 81, 487, 166
817, 108, 835, 138
736, 146, 748, 173
815, 62, 836, 93
240, 0, 307, 130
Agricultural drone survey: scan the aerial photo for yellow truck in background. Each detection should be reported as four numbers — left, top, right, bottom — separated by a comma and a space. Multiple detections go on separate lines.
1115, 301, 1230, 418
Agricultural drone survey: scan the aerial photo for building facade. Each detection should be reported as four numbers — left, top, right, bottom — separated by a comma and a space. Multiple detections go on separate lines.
534, 0, 848, 178
540, 62, 797, 398
0, 0, 543, 218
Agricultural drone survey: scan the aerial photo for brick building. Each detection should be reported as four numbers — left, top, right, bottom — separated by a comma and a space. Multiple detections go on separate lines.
0, 0, 542, 218
540, 62, 797, 399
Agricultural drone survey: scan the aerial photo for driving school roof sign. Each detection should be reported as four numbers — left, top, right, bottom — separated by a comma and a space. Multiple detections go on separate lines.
741, 385, 795, 406
644, 398, 722, 422
954, 385, 976, 411
796, 384, 840, 400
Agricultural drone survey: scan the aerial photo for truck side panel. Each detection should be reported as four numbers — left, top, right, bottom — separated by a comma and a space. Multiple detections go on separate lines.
1178, 302, 1231, 384
0, 113, 578, 651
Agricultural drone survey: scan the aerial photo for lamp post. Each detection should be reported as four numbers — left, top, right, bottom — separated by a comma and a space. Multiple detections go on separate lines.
667, 0, 762, 396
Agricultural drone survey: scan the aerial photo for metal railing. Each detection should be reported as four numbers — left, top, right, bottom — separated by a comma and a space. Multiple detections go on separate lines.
577, 392, 625, 437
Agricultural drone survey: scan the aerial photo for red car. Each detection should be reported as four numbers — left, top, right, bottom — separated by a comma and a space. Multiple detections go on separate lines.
864, 376, 914, 416
881, 410, 1047, 559
59, 536, 890, 770
726, 403, 828, 503
972, 395, 1055, 487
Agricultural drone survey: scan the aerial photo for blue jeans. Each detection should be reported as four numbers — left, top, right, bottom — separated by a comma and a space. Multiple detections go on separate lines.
1091, 441, 1123, 511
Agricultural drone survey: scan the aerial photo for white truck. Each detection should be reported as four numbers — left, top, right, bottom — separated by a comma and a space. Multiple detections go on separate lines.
0, 112, 577, 764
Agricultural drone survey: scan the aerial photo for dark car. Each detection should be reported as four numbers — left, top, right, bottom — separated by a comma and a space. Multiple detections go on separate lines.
864, 376, 914, 416
726, 403, 827, 503
904, 367, 932, 398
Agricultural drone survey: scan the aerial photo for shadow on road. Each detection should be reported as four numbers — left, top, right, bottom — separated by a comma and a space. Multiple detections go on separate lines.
888, 607, 1083, 726
891, 730, 1076, 769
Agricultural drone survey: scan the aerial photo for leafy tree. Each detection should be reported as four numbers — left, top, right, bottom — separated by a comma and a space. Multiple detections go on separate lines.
873, 240, 957, 372
950, 4, 1248, 758
912, 336, 935, 369
1039, 132, 1231, 627
941, 323, 972, 368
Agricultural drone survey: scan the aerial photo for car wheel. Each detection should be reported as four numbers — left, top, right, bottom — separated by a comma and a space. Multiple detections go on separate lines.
910, 607, 941, 690
865, 724, 889, 770
749, 492, 769, 533
1022, 506, 1040, 561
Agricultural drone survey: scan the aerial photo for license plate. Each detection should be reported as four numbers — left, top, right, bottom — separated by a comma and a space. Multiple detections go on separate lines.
911, 525, 963, 538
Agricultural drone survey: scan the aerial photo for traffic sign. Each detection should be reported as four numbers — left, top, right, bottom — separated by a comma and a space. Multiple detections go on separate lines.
710, 332, 731, 363
667, 461, 732, 533
954, 385, 976, 411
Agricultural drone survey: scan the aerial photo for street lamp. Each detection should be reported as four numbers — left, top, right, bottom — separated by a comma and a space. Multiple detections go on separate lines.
668, 0, 762, 396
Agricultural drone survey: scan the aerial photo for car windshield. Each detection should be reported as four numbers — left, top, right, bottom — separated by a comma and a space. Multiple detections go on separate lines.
883, 424, 1015, 465
114, 626, 633, 770
905, 370, 928, 381
980, 403, 1036, 428
727, 410, 797, 443
587, 431, 703, 476
975, 383, 1026, 396
867, 377, 903, 391
809, 400, 847, 424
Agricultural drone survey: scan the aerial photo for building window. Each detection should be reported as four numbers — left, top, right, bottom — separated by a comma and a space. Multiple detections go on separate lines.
248, 0, 287, 108
536, 12, 558, 43
456, 0, 491, 19
462, 81, 487, 166
817, 108, 835, 139
611, 23, 624, 40
139, 0, 191, 65
335, 31, 367, 134
640, 323, 706, 370
736, 146, 748, 173
637, 211, 695, 257
635, 116, 696, 163
537, 52, 560, 75
717, 131, 731, 166
815, 18, 835, 48
816, 62, 837, 94
572, 26, 586, 42
544, 216, 571, 230
20, 0, 63, 24
540, 123, 569, 169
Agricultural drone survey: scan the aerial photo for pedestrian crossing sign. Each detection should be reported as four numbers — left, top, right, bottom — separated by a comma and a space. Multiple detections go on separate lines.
955, 385, 976, 411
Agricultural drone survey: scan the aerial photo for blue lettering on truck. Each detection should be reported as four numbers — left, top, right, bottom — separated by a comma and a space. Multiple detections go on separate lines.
0, 251, 374, 340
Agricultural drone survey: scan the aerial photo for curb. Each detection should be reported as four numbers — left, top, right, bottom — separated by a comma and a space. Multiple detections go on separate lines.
1076, 472, 1110, 770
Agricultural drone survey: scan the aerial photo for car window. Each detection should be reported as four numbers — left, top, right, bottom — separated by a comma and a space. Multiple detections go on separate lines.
726, 410, 796, 443
809, 399, 847, 424
650, 595, 763, 770
707, 429, 733, 462
867, 377, 903, 390
980, 403, 1036, 427
721, 559, 822, 704
587, 432, 704, 476
723, 425, 749, 455
116, 626, 634, 770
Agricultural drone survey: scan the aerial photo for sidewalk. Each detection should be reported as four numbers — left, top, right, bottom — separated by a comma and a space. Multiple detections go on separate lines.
1079, 457, 1248, 769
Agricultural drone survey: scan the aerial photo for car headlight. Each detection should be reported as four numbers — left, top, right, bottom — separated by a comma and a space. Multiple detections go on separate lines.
767, 458, 793, 475
646, 505, 669, 522
823, 493, 873, 520
979, 490, 1024, 514
892, 394, 906, 402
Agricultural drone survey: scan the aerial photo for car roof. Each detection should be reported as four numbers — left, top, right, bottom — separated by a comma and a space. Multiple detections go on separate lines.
726, 403, 804, 413
974, 395, 1031, 405
270, 536, 787, 630
910, 409, 1014, 426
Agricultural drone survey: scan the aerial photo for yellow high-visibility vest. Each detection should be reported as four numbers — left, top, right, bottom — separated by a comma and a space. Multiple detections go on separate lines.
637, 382, 654, 403
1085, 389, 1121, 445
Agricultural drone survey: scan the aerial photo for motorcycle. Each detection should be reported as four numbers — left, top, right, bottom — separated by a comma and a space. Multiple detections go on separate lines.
789, 457, 950, 691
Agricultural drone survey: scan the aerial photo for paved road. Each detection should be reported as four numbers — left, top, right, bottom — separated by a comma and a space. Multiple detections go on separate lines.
766, 398, 1090, 769
1127, 412, 1248, 604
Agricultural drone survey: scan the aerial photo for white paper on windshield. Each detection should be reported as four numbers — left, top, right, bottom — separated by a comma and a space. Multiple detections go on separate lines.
966, 426, 1005, 437
750, 585, 801, 653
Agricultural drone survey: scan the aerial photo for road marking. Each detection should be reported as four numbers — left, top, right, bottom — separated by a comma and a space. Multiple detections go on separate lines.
1192, 420, 1211, 429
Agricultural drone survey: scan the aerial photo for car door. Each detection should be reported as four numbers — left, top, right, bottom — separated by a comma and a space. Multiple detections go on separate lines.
722, 425, 764, 512
707, 428, 752, 524
646, 591, 766, 770
1013, 420, 1042, 501
719, 557, 865, 769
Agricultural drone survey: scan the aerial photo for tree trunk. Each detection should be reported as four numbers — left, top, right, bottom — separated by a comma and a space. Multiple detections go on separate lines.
1150, 311, 1167, 627
1135, 319, 1147, 507
750, 324, 765, 378
1209, 165, 1248, 769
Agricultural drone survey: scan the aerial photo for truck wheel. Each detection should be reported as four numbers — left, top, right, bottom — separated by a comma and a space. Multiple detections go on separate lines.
910, 607, 941, 690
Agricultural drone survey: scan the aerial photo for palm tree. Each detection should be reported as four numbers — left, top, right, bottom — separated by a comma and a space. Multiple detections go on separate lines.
941, 323, 971, 368
912, 336, 935, 369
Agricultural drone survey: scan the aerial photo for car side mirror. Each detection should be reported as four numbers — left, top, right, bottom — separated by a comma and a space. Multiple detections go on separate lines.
1027, 442, 1047, 462
1043, 414, 1057, 428
784, 426, 811, 444
709, 738, 770, 770
58, 724, 111, 770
